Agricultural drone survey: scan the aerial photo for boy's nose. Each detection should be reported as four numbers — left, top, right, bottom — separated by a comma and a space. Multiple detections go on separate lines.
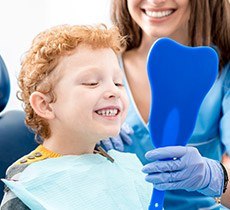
103, 85, 121, 99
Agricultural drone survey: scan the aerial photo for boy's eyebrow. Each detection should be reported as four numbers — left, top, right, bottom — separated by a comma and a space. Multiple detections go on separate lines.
73, 66, 102, 74
78, 67, 101, 74
74, 66, 123, 77
115, 70, 124, 78
65, 66, 99, 79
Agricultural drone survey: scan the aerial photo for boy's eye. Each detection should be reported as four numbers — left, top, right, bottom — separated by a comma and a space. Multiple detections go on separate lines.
115, 82, 124, 87
82, 82, 98, 86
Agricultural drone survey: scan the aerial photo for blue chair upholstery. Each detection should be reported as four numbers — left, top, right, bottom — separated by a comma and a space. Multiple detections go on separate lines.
0, 55, 10, 113
0, 55, 37, 201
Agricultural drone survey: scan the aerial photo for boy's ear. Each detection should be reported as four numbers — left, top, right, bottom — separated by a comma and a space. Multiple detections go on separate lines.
29, 91, 55, 120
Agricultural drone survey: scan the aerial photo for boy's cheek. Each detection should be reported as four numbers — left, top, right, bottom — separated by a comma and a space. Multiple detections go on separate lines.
122, 102, 129, 123
123, 95, 129, 117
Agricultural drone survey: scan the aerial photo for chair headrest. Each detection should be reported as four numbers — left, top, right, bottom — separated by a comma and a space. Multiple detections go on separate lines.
0, 55, 10, 113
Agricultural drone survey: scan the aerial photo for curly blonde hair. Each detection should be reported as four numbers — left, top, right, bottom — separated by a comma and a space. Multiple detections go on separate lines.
17, 24, 126, 142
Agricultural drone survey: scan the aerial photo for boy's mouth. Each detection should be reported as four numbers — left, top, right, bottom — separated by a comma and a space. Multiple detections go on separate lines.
95, 108, 120, 117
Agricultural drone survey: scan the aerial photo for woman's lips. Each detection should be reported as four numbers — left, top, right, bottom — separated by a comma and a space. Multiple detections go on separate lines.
144, 9, 174, 18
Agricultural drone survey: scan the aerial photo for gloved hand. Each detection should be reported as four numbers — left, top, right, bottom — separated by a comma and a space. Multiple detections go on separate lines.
98, 123, 133, 151
142, 146, 224, 197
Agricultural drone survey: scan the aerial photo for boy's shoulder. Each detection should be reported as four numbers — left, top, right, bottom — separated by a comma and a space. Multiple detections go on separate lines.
6, 145, 58, 179
1, 146, 58, 209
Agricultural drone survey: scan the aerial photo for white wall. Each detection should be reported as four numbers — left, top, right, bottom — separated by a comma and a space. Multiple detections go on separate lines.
0, 0, 111, 112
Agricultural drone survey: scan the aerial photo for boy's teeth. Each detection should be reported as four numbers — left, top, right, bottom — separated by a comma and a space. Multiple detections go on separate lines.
145, 10, 173, 18
96, 109, 118, 116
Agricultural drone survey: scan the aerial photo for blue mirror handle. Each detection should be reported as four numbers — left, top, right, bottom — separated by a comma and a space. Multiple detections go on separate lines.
149, 189, 164, 210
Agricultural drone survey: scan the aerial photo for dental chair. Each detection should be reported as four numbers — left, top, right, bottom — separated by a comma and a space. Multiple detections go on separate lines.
0, 55, 37, 201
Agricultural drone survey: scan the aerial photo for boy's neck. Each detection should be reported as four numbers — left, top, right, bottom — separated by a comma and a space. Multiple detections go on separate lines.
42, 137, 96, 155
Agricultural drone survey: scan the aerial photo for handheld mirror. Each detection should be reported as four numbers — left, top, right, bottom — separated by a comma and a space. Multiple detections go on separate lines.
146, 38, 218, 210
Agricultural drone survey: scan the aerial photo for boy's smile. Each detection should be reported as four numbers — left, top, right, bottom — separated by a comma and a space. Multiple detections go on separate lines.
95, 106, 121, 118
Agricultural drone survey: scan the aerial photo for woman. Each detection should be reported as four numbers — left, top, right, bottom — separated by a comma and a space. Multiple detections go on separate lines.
109, 0, 230, 209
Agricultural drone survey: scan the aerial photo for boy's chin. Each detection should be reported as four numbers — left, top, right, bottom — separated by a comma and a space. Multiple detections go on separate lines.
109, 131, 120, 138
100, 132, 120, 140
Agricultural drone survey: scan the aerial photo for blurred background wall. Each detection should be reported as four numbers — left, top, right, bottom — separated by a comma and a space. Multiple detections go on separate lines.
0, 0, 111, 112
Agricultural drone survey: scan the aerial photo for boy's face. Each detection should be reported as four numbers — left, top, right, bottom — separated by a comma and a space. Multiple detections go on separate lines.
50, 45, 129, 143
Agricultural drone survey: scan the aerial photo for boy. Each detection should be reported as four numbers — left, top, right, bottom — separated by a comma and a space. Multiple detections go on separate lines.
0, 24, 152, 209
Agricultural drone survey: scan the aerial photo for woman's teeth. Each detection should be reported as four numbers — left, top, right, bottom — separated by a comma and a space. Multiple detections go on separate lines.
145, 10, 173, 18
96, 109, 118, 116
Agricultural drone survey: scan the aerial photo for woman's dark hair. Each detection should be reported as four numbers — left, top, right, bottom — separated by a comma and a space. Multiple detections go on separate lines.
111, 0, 230, 70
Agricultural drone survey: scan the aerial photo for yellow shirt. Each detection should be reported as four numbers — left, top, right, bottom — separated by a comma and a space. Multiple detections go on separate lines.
16, 145, 61, 165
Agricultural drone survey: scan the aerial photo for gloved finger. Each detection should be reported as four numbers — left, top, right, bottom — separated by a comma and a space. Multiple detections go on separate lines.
110, 136, 124, 151
145, 146, 187, 161
100, 138, 114, 151
154, 178, 197, 191
142, 159, 185, 174
121, 123, 134, 135
120, 131, 132, 145
145, 169, 189, 184
154, 182, 182, 191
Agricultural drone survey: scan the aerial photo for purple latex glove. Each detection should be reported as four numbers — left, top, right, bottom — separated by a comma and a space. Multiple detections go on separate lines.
142, 146, 224, 197
98, 123, 133, 151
